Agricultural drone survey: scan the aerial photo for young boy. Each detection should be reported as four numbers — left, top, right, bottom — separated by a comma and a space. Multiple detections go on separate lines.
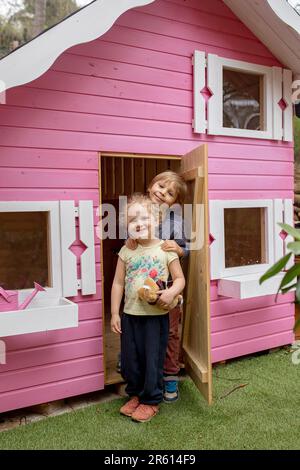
111, 194, 185, 422
126, 171, 188, 402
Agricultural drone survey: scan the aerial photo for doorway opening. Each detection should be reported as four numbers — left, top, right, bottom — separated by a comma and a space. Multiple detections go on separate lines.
99, 152, 181, 385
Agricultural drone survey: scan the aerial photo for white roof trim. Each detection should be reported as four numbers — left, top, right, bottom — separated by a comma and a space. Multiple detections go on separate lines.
0, 0, 155, 93
224, 0, 300, 75
0, 0, 298, 93
268, 0, 300, 34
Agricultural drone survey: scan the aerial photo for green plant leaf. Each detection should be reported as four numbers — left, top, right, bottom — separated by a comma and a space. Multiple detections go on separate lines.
278, 223, 300, 241
279, 263, 300, 290
259, 252, 292, 284
282, 283, 297, 294
287, 241, 300, 254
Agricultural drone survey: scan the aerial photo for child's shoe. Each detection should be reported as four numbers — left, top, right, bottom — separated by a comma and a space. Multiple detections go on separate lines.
131, 404, 159, 423
120, 396, 140, 417
163, 375, 179, 403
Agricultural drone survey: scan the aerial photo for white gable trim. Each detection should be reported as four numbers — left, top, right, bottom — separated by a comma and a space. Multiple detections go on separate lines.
224, 0, 300, 76
0, 0, 155, 93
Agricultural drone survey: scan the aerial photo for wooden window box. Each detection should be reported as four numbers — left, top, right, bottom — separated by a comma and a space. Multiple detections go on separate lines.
0, 298, 78, 338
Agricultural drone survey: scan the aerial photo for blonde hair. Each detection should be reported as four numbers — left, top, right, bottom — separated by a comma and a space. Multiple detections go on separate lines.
121, 193, 158, 228
148, 171, 187, 205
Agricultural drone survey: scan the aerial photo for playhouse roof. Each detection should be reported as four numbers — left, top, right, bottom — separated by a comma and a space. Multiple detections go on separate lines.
0, 0, 299, 94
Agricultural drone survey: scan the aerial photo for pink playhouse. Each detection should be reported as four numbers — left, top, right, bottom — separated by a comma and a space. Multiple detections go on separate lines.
0, 0, 299, 409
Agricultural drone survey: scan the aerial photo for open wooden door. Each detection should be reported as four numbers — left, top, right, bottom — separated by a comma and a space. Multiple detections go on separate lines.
181, 144, 212, 404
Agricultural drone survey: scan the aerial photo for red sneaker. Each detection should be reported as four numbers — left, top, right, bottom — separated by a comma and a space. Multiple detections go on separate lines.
120, 396, 140, 417
131, 404, 159, 423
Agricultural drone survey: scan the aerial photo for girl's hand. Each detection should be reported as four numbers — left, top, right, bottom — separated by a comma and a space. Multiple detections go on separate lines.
125, 238, 138, 250
111, 314, 122, 334
161, 240, 184, 257
157, 289, 175, 309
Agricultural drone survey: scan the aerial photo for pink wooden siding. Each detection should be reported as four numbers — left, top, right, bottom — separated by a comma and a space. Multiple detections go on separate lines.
0, 0, 294, 413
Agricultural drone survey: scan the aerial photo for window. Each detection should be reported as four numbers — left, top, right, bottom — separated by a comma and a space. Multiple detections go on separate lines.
0, 202, 61, 299
193, 51, 293, 141
223, 69, 264, 131
209, 199, 294, 299
0, 211, 50, 290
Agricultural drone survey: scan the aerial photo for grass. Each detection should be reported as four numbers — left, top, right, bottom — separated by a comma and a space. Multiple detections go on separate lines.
0, 349, 299, 450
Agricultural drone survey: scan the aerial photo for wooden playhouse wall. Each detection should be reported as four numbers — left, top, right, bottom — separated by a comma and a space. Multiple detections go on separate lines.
0, 0, 295, 413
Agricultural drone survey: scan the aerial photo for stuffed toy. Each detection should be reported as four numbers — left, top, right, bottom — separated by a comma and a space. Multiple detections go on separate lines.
138, 277, 183, 310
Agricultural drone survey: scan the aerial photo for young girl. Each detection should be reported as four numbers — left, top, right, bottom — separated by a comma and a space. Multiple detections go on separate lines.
126, 171, 188, 403
111, 194, 185, 423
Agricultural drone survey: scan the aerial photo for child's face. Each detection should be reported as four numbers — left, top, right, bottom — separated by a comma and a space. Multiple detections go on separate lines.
149, 178, 178, 207
127, 203, 156, 240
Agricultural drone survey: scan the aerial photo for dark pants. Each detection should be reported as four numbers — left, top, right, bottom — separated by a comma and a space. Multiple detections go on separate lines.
163, 305, 181, 376
121, 313, 169, 405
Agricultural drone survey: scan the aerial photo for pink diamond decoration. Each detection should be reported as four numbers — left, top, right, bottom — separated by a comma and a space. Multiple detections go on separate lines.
201, 86, 213, 101
209, 233, 215, 246
278, 98, 287, 111
279, 230, 288, 241
69, 240, 88, 257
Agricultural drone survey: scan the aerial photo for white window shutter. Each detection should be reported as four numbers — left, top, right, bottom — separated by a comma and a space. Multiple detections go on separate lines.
273, 199, 284, 261
79, 201, 96, 295
283, 69, 293, 142
192, 50, 206, 133
207, 53, 221, 136
284, 199, 294, 269
272, 67, 283, 140
60, 201, 78, 297
209, 200, 223, 280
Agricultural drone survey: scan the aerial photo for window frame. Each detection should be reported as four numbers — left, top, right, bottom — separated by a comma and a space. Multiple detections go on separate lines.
210, 199, 277, 280
0, 201, 62, 300
207, 55, 274, 139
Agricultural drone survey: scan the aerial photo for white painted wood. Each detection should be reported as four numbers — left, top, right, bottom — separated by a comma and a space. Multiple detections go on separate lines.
193, 51, 207, 134
283, 69, 294, 142
0, 298, 78, 337
60, 201, 78, 297
0, 201, 62, 299
0, 0, 155, 93
273, 199, 284, 261
79, 201, 96, 295
272, 67, 283, 140
207, 55, 275, 139
218, 272, 286, 299
267, 0, 300, 34
284, 198, 294, 269
210, 199, 276, 279
209, 200, 224, 280
224, 0, 300, 76
207, 54, 221, 136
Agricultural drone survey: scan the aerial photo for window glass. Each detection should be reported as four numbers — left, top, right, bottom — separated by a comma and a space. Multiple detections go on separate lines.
0, 212, 50, 290
223, 69, 264, 131
224, 207, 267, 268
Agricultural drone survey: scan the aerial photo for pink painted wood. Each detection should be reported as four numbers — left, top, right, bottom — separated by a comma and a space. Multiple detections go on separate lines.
0, 0, 295, 413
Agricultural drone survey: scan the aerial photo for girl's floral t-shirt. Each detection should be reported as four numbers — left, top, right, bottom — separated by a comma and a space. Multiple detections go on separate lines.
118, 241, 178, 316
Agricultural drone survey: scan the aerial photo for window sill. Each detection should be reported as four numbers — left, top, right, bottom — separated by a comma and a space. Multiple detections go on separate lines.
0, 298, 78, 337
218, 272, 287, 299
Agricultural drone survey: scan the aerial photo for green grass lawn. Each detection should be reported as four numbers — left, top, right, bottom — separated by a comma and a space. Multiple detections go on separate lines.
0, 349, 299, 450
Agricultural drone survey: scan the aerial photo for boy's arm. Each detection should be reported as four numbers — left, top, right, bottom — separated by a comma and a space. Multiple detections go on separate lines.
111, 258, 125, 334
157, 259, 185, 308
